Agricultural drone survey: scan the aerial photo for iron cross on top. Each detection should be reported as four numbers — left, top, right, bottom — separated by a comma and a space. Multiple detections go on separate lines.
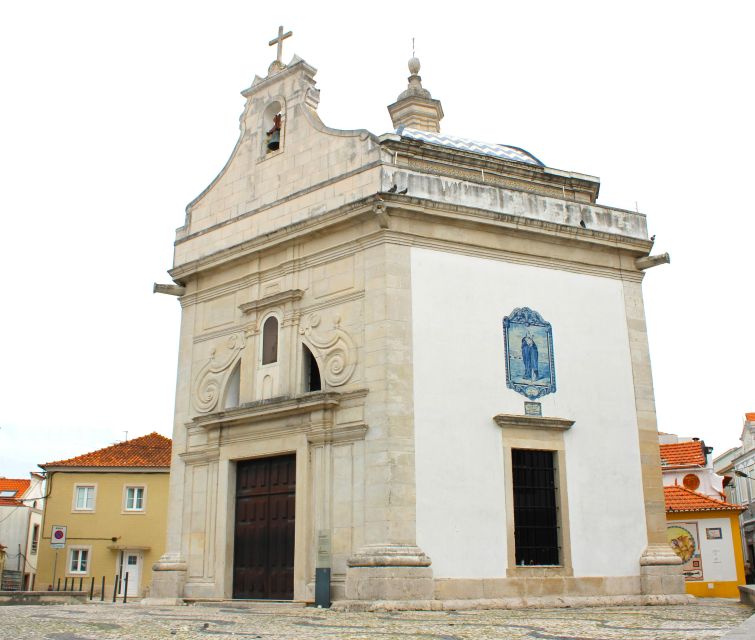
269, 26, 293, 64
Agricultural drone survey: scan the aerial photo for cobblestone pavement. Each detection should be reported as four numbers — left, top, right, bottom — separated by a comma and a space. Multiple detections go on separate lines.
0, 599, 751, 640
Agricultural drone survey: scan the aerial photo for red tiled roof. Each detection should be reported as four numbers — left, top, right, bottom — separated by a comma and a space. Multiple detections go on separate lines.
41, 433, 171, 469
0, 478, 31, 506
664, 485, 745, 513
746, 412, 755, 421
659, 441, 706, 467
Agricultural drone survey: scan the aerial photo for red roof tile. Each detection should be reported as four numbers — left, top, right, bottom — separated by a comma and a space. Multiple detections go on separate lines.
664, 485, 745, 513
41, 433, 171, 469
659, 441, 706, 467
0, 478, 31, 506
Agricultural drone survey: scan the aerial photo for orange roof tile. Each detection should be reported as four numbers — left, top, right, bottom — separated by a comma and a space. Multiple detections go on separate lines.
659, 441, 706, 467
746, 412, 755, 421
0, 478, 31, 506
664, 485, 745, 513
41, 432, 171, 469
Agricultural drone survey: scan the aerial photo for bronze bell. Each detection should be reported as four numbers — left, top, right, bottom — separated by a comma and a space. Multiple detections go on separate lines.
267, 129, 280, 151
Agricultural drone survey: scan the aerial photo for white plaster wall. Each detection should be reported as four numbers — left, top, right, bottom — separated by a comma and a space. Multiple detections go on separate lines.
676, 518, 738, 582
0, 507, 30, 565
662, 469, 725, 500
411, 247, 648, 578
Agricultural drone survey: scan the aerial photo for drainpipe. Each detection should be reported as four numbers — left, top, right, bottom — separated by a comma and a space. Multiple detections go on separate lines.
735, 469, 755, 573
735, 470, 754, 518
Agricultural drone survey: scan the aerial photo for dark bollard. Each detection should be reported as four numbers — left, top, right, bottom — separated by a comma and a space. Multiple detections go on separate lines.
56, 578, 61, 591
315, 568, 331, 608
100, 576, 105, 602
112, 575, 118, 603
89, 577, 94, 600
123, 574, 128, 604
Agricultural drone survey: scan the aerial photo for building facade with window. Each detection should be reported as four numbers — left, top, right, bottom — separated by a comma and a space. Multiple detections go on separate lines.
0, 474, 45, 590
714, 412, 755, 582
35, 433, 171, 598
148, 39, 684, 607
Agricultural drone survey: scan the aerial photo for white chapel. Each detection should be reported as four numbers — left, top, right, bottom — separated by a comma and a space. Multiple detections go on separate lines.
149, 30, 686, 608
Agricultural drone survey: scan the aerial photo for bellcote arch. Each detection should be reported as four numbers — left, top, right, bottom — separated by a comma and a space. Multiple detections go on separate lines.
260, 98, 285, 159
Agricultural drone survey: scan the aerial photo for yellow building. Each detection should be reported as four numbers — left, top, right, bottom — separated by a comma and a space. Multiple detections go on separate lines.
665, 485, 746, 598
36, 433, 171, 598
660, 438, 747, 597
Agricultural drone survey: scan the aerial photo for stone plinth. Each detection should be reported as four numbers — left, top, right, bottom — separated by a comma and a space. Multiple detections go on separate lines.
345, 545, 434, 601
639, 543, 685, 595
142, 554, 187, 605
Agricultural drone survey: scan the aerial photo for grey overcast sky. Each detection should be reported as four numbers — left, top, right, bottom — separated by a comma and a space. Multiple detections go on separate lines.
1, 1, 753, 477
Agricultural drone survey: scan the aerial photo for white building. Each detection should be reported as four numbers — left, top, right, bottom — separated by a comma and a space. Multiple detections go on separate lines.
714, 413, 755, 577
149, 34, 685, 607
0, 474, 45, 590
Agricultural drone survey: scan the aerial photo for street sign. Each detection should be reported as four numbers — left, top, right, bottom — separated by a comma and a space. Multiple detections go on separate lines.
51, 525, 66, 549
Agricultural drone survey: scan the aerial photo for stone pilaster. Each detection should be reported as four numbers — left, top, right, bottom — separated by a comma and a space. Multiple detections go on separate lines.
143, 295, 195, 603
622, 278, 684, 595
344, 241, 434, 600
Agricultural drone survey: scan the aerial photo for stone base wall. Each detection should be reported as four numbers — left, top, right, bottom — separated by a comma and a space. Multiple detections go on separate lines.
332, 574, 692, 611
333, 593, 692, 612
345, 567, 434, 601
434, 576, 642, 600
0, 591, 89, 605
640, 564, 686, 596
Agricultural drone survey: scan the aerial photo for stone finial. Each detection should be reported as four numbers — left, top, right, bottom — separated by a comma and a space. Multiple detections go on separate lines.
387, 56, 444, 133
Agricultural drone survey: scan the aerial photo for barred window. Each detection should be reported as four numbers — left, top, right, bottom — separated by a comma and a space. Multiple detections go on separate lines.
512, 449, 560, 566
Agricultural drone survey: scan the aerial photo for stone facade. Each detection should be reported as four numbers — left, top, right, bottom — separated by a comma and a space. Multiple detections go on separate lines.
148, 46, 684, 607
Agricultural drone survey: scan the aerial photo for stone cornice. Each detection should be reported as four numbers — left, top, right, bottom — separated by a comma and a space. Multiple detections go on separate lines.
170, 198, 375, 281
307, 421, 368, 445
180, 227, 644, 318
191, 389, 368, 431
240, 58, 317, 98
178, 450, 220, 465
171, 193, 652, 284
381, 138, 600, 202
238, 289, 304, 315
381, 196, 652, 252
493, 414, 574, 431
190, 290, 365, 345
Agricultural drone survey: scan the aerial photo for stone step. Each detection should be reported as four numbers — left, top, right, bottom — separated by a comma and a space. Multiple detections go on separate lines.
184, 598, 309, 610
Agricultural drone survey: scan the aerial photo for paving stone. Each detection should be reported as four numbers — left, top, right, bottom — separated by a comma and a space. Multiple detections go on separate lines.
0, 599, 750, 639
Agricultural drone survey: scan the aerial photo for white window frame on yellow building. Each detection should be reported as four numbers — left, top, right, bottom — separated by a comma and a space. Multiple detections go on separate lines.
122, 485, 146, 513
72, 484, 97, 512
68, 546, 91, 575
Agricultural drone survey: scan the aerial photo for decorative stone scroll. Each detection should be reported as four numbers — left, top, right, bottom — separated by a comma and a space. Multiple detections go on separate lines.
192, 333, 246, 413
299, 313, 356, 387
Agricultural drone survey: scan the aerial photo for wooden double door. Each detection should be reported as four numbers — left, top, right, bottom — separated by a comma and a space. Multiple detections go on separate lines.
233, 454, 296, 599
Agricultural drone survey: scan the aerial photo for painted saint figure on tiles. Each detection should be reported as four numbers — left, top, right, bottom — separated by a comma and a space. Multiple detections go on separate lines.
521, 332, 539, 381
502, 307, 556, 401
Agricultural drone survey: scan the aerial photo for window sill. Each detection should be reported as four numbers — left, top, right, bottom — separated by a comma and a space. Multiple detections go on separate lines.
507, 565, 573, 578
257, 148, 284, 163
